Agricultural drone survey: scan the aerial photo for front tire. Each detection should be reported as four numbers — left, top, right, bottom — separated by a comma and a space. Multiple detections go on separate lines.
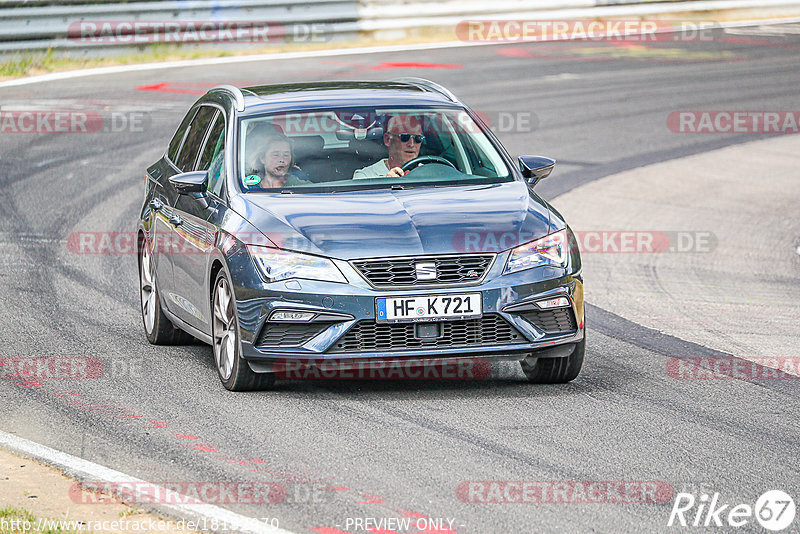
211, 270, 274, 391
139, 241, 193, 345
520, 330, 585, 384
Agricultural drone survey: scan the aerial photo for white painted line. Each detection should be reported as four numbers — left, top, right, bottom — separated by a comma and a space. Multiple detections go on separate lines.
796, 245, 800, 256
1, 16, 800, 89
0, 40, 492, 89
0, 430, 296, 534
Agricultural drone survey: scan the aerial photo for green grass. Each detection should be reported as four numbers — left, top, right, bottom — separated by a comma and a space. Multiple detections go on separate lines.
0, 29, 455, 80
0, 48, 56, 77
0, 507, 35, 522
0, 42, 282, 78
117, 507, 141, 518
0, 40, 355, 79
0, 506, 86, 534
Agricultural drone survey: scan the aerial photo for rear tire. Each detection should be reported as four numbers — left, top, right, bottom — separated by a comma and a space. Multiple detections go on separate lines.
520, 330, 585, 384
211, 269, 275, 391
139, 240, 194, 345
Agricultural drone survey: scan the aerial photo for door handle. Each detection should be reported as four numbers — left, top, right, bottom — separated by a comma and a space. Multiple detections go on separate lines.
149, 199, 163, 211
169, 215, 183, 226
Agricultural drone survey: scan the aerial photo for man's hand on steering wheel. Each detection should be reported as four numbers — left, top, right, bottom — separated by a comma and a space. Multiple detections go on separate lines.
400, 156, 456, 173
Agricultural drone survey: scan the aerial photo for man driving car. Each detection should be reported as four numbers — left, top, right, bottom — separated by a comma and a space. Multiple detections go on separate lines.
353, 115, 424, 179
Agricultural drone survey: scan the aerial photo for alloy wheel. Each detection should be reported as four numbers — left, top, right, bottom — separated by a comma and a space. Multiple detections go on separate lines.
213, 277, 236, 381
140, 246, 156, 334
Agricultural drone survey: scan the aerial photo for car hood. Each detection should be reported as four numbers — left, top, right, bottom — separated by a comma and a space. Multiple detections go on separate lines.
236, 181, 553, 260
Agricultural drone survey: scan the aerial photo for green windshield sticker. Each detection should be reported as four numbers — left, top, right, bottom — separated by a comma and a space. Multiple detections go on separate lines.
244, 174, 261, 186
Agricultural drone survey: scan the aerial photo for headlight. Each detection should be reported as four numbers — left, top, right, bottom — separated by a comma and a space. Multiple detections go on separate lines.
247, 246, 347, 284
504, 229, 568, 275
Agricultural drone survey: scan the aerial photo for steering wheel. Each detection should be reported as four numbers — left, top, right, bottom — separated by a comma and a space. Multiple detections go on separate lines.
401, 156, 456, 172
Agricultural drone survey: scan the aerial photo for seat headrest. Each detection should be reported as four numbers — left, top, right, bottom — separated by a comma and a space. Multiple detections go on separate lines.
350, 138, 387, 161
291, 135, 325, 158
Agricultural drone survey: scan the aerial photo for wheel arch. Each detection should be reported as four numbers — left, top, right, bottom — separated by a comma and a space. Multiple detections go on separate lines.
210, 258, 225, 304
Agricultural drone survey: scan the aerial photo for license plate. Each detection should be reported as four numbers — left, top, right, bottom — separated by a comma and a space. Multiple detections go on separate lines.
376, 293, 482, 323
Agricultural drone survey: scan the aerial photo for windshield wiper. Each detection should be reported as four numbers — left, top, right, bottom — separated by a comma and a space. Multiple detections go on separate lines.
390, 184, 405, 190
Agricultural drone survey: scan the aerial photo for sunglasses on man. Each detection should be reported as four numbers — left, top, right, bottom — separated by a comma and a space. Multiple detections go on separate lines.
390, 132, 425, 144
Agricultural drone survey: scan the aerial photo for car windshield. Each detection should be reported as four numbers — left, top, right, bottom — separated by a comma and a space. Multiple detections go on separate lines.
238, 107, 512, 192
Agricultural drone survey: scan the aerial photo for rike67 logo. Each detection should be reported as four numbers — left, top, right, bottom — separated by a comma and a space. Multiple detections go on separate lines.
669, 490, 796, 531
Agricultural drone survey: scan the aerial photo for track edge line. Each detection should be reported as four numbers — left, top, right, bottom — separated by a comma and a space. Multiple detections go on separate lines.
0, 430, 297, 534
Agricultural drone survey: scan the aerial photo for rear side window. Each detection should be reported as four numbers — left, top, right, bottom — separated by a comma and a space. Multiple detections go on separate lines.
167, 108, 198, 163
176, 106, 216, 172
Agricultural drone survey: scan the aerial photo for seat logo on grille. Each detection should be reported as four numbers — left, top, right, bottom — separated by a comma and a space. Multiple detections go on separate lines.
415, 262, 437, 281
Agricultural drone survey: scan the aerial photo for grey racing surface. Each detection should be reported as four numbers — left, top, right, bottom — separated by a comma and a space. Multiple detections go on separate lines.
1, 25, 800, 533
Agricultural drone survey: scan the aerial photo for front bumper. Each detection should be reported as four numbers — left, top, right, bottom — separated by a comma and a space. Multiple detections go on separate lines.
230, 249, 584, 367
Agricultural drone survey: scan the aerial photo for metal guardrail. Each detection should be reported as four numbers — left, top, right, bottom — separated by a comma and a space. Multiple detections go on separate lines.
358, 0, 800, 31
0, 0, 360, 54
0, 0, 797, 55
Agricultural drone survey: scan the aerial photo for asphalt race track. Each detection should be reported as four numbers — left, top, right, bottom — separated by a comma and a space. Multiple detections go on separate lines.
1, 24, 799, 533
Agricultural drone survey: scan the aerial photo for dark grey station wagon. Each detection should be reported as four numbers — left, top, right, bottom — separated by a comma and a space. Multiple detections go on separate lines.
137, 79, 585, 390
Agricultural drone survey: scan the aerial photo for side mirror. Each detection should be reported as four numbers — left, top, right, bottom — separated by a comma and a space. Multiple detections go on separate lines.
519, 156, 556, 188
169, 170, 208, 194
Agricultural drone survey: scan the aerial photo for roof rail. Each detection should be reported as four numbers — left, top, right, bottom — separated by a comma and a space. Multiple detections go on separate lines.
209, 85, 245, 112
390, 77, 458, 103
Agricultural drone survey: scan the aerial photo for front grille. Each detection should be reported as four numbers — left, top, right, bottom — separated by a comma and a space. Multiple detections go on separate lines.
255, 322, 335, 348
328, 314, 523, 353
352, 254, 494, 287
519, 308, 577, 334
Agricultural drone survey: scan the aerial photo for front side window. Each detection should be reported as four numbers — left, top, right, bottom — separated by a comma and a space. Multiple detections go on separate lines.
199, 113, 226, 197
237, 107, 512, 193
175, 106, 216, 172
167, 107, 198, 163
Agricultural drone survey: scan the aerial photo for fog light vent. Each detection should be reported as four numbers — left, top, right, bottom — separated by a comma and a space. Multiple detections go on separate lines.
270, 310, 315, 322
535, 297, 570, 309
